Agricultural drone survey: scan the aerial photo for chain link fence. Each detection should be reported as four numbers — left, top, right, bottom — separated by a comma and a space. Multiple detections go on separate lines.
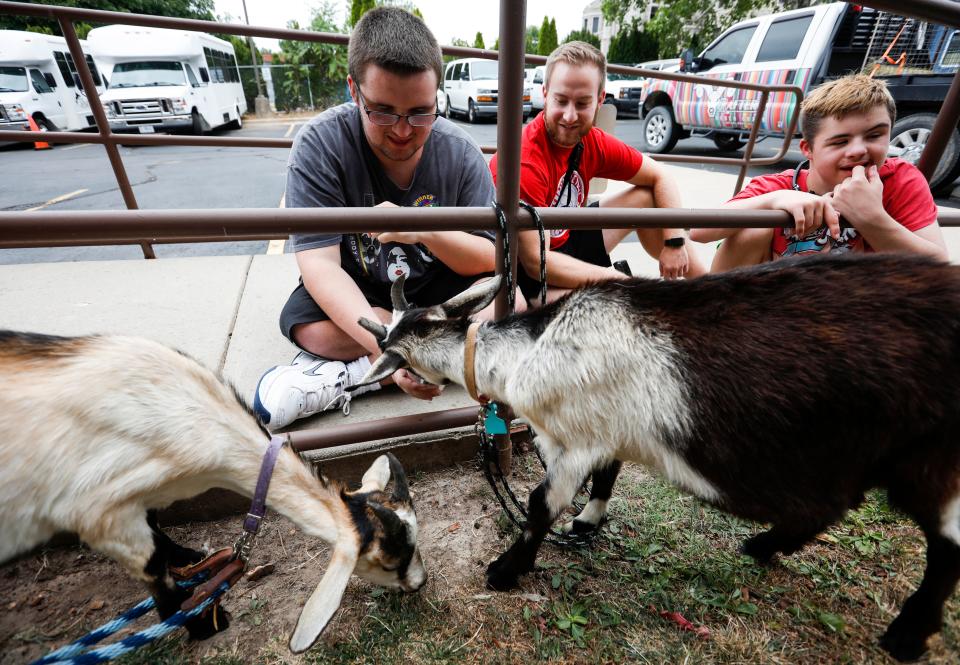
237, 64, 350, 113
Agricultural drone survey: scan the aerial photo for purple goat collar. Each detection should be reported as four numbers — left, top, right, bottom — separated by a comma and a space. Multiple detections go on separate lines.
243, 434, 289, 535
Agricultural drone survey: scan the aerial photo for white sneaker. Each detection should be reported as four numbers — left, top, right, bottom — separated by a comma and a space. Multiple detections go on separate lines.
253, 355, 351, 429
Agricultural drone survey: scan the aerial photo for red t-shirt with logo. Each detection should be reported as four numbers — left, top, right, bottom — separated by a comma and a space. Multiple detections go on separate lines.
729, 158, 938, 259
489, 113, 643, 249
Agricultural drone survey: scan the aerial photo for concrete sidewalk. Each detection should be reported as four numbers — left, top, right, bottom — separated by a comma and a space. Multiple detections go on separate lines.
3, 163, 959, 473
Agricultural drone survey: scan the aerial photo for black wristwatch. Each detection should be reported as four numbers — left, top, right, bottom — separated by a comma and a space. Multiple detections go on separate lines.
664, 236, 685, 248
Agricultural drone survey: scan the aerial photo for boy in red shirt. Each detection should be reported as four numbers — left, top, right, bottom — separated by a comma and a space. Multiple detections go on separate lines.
694, 75, 948, 268
490, 42, 704, 304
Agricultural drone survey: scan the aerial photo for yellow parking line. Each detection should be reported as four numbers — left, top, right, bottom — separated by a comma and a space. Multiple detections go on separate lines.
284, 122, 303, 138
61, 143, 91, 151
27, 188, 88, 211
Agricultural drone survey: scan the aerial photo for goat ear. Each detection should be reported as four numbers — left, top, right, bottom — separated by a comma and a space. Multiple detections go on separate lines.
358, 454, 391, 493
440, 275, 503, 319
346, 351, 406, 391
386, 453, 411, 503
288, 544, 358, 653
358, 317, 387, 342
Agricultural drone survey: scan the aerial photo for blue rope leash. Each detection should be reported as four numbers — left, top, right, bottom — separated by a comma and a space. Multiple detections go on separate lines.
30, 575, 227, 665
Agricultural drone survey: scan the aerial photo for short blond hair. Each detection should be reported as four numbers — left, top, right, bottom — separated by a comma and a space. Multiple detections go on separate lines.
800, 75, 896, 144
545, 41, 606, 95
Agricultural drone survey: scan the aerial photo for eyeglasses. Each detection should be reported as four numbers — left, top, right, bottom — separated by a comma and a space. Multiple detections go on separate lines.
355, 84, 440, 127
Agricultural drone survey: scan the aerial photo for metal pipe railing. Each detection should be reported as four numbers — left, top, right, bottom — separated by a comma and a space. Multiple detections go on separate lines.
3, 206, 959, 247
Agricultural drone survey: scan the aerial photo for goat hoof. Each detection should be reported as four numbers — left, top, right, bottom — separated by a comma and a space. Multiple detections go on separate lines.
185, 604, 231, 640
880, 629, 927, 662
486, 558, 520, 591
740, 534, 777, 564
562, 519, 601, 535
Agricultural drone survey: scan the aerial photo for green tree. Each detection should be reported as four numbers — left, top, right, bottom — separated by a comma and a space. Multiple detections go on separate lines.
562, 28, 601, 49
601, 0, 779, 59
607, 23, 658, 64
537, 16, 557, 55
349, 0, 377, 27
473, 31, 485, 50
278, 2, 348, 111
0, 0, 215, 35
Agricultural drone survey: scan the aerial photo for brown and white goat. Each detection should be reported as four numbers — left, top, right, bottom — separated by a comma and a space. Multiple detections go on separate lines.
0, 331, 426, 654
354, 253, 960, 661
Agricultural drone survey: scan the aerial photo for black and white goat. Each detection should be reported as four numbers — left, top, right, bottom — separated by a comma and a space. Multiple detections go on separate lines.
0, 331, 426, 654
354, 253, 960, 661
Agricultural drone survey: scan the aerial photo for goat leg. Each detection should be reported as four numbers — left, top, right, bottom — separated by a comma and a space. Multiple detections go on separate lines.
562, 460, 622, 535
881, 534, 960, 661
487, 455, 590, 590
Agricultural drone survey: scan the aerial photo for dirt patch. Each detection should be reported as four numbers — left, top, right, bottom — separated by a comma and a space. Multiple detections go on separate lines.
0, 462, 506, 664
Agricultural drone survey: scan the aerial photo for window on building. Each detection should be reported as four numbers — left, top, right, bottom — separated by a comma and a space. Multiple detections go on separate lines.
756, 14, 814, 62
592, 16, 599, 33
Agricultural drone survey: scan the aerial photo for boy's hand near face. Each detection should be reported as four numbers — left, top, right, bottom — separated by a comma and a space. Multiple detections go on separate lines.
767, 189, 842, 240
828, 164, 885, 229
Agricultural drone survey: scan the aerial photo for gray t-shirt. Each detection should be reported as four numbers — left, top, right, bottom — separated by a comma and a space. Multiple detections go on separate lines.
286, 103, 495, 293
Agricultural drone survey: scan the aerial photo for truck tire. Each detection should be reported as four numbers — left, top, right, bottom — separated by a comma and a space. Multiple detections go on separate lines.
190, 109, 204, 135
713, 133, 745, 151
642, 105, 679, 153
889, 113, 960, 192
444, 95, 452, 119
226, 107, 242, 130
467, 99, 478, 124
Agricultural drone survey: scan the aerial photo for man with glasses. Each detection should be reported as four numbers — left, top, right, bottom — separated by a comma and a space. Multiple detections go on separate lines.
254, 7, 499, 430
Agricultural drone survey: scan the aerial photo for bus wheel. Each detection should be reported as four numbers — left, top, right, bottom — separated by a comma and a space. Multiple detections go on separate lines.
34, 115, 56, 132
191, 110, 204, 135
227, 107, 242, 130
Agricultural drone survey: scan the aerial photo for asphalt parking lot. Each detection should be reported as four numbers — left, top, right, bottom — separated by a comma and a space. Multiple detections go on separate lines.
1, 113, 957, 264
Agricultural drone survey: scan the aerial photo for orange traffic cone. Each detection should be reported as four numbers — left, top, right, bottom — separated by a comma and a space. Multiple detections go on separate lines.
27, 116, 51, 151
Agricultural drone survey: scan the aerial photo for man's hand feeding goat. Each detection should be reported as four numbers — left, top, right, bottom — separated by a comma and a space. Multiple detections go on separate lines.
354, 253, 960, 662
0, 332, 426, 654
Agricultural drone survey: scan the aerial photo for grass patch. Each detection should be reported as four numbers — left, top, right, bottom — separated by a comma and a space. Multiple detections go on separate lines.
24, 462, 958, 664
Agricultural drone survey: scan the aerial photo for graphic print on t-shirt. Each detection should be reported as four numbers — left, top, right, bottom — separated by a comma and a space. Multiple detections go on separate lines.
775, 223, 861, 258
549, 171, 585, 249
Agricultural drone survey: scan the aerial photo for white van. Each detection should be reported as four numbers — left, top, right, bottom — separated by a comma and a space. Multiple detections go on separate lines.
88, 25, 246, 134
0, 30, 105, 135
442, 57, 531, 123
525, 65, 545, 115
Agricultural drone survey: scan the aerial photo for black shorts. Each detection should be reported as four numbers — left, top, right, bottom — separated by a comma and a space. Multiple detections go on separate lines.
279, 266, 491, 345
517, 204, 611, 303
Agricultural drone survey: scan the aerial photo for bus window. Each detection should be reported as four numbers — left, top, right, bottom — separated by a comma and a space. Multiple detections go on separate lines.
29, 68, 54, 93
0, 66, 28, 92
199, 67, 210, 84
85, 55, 103, 86
54, 51, 74, 87
185, 64, 200, 87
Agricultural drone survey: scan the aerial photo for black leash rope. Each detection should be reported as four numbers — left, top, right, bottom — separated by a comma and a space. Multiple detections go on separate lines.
476, 412, 598, 548
491, 201, 515, 311
518, 200, 547, 307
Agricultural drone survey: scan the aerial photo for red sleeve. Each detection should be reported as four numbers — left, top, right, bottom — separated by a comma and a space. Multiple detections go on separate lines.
588, 129, 643, 181
882, 160, 938, 232
494, 144, 553, 207
728, 172, 794, 202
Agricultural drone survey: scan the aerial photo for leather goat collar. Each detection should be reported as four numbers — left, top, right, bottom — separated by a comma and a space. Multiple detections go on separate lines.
464, 321, 486, 403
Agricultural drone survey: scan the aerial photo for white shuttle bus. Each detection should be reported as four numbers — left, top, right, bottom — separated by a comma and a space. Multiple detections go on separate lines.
0, 30, 105, 134
88, 25, 246, 134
